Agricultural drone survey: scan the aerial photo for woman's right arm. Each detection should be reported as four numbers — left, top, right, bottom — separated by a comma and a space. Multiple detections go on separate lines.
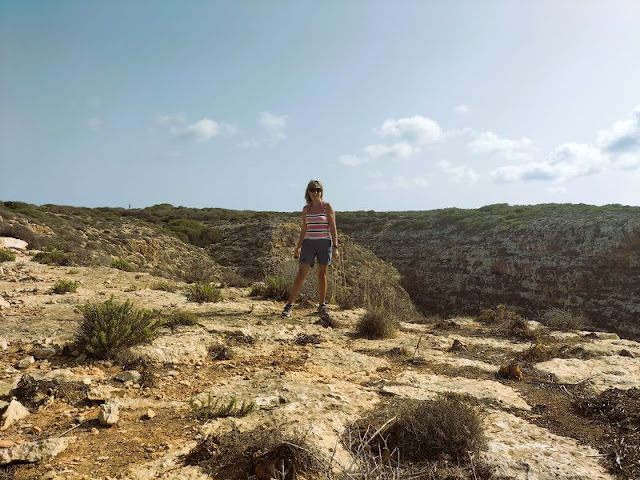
294, 207, 307, 258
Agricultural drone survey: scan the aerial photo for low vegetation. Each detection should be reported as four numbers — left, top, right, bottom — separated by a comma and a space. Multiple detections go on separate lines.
75, 297, 162, 359
163, 310, 199, 331
111, 257, 134, 271
190, 394, 256, 421
33, 248, 73, 266
0, 249, 16, 262
185, 282, 223, 303
357, 307, 399, 339
51, 279, 79, 294
539, 307, 586, 331
250, 275, 292, 301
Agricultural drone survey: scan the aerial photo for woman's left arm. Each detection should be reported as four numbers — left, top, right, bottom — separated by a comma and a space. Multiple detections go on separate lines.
327, 203, 339, 257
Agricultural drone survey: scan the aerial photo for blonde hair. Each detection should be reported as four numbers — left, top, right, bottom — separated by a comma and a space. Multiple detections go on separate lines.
304, 180, 323, 205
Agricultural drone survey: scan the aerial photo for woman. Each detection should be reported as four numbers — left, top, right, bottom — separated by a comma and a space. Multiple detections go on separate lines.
281, 180, 339, 318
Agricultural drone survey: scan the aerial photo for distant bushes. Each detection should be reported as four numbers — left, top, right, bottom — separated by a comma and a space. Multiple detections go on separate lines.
165, 218, 222, 247
51, 279, 79, 294
539, 307, 586, 331
111, 257, 134, 271
33, 248, 73, 266
0, 249, 15, 262
75, 297, 162, 359
186, 282, 223, 303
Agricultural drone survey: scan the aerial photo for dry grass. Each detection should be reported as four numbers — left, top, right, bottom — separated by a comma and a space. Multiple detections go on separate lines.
357, 308, 399, 339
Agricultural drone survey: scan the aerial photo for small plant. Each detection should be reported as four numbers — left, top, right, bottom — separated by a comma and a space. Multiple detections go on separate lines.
33, 248, 72, 266
540, 308, 585, 331
0, 249, 16, 262
357, 307, 399, 339
186, 282, 223, 303
190, 394, 255, 421
51, 279, 79, 294
150, 281, 178, 292
111, 257, 134, 271
75, 296, 162, 359
164, 310, 199, 331
250, 275, 291, 301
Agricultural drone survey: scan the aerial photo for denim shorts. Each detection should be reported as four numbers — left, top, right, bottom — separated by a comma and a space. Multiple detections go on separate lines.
299, 239, 332, 266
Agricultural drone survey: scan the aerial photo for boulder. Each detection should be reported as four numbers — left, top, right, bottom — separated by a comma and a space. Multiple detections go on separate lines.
98, 401, 119, 426
0, 237, 28, 250
0, 437, 74, 465
1, 399, 30, 431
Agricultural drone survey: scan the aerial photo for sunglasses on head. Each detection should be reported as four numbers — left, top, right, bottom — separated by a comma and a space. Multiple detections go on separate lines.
309, 188, 322, 193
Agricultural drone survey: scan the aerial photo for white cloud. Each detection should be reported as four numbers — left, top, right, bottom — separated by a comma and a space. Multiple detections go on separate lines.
454, 104, 470, 114
178, 119, 236, 142
377, 116, 443, 145
370, 175, 430, 190
240, 111, 288, 148
88, 118, 102, 131
339, 115, 442, 167
492, 143, 607, 182
157, 113, 236, 142
438, 160, 479, 183
469, 131, 534, 161
596, 105, 640, 154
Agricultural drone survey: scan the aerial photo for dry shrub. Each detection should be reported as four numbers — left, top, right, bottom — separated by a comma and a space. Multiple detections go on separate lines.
539, 307, 586, 331
348, 394, 487, 465
209, 343, 235, 360
357, 308, 399, 339
185, 427, 325, 480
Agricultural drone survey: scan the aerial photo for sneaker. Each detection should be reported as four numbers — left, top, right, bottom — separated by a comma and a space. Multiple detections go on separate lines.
317, 303, 329, 315
281, 304, 293, 318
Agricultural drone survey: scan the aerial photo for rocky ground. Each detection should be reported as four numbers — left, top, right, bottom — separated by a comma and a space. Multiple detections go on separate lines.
1, 245, 640, 480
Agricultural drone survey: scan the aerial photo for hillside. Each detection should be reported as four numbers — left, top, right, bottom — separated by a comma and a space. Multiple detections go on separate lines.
1, 243, 640, 479
337, 204, 640, 341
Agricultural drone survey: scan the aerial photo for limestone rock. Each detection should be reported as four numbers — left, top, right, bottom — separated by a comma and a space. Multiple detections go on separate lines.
32, 347, 57, 360
115, 370, 141, 383
98, 401, 120, 426
0, 297, 9, 309
16, 356, 35, 369
0, 437, 74, 465
0, 237, 28, 250
1, 399, 30, 431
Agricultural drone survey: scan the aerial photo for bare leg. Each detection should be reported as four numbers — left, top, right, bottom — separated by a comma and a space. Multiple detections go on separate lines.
317, 264, 328, 305
287, 264, 311, 304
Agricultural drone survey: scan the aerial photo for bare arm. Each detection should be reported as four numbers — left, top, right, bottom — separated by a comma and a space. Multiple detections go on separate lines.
326, 203, 339, 257
294, 207, 307, 258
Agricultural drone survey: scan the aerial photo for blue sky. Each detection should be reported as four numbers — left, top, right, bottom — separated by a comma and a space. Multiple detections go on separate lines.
1, 1, 640, 212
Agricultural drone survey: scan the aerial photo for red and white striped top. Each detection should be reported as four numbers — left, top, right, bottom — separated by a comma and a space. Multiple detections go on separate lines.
304, 203, 331, 240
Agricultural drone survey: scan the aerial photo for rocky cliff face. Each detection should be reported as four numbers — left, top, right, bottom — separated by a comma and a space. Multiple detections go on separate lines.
339, 204, 640, 340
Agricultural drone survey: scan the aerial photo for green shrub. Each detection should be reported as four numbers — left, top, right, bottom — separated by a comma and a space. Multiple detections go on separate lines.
190, 394, 255, 421
150, 281, 178, 292
164, 310, 199, 331
250, 276, 291, 301
33, 248, 72, 266
356, 307, 399, 339
75, 297, 162, 359
51, 279, 79, 294
186, 282, 223, 303
111, 257, 134, 271
0, 249, 16, 262
540, 308, 585, 331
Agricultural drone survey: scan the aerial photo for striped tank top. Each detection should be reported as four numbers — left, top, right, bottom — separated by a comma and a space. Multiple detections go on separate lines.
304, 203, 331, 240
